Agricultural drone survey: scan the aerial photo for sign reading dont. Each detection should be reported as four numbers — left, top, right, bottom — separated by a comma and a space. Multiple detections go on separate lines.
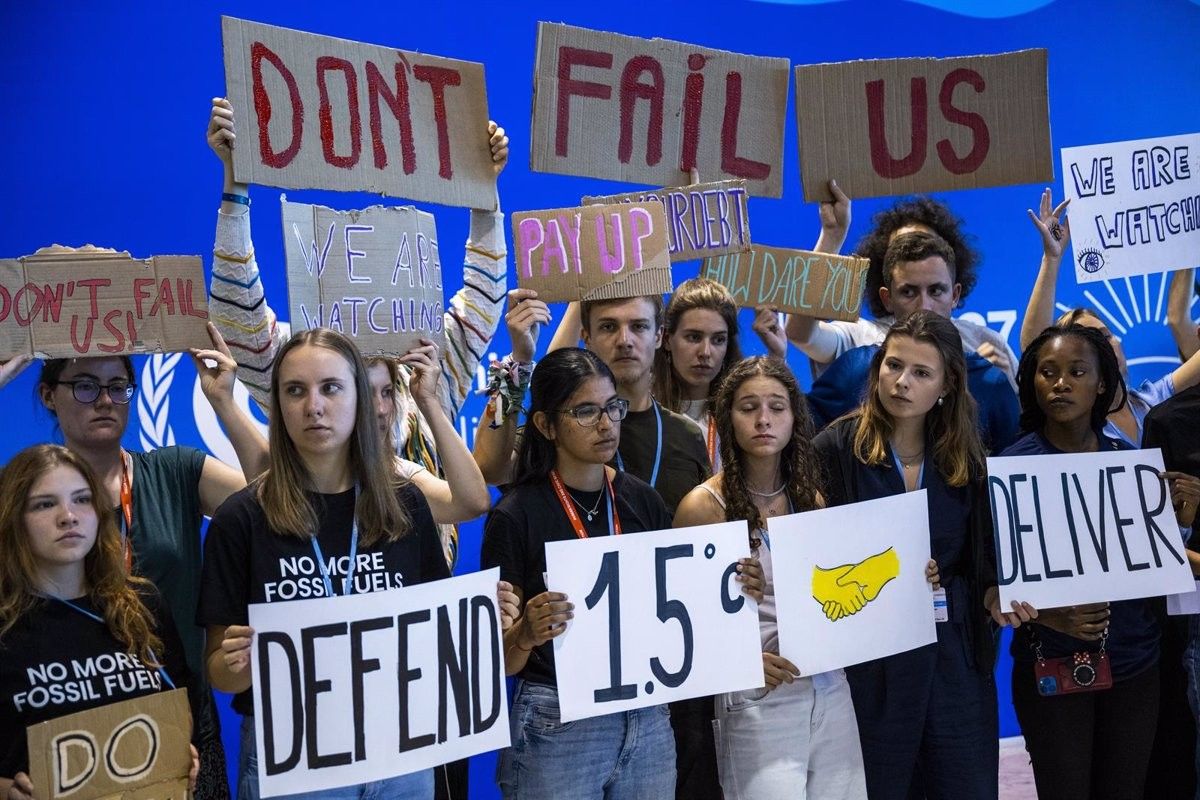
701, 246, 869, 321
222, 17, 496, 209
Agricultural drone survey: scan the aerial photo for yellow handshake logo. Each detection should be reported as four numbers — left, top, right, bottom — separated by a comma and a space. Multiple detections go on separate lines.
811, 547, 900, 621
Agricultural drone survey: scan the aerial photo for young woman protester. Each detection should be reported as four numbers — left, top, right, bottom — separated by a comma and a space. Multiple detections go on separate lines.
673, 356, 867, 799
813, 311, 1030, 800
485, 347, 726, 799
1001, 323, 1200, 800
205, 97, 509, 568
0, 445, 199, 799
1021, 188, 1200, 446
197, 328, 517, 800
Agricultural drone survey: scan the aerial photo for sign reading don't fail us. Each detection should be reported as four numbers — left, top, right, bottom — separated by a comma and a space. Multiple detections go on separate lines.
249, 569, 509, 798
282, 199, 444, 356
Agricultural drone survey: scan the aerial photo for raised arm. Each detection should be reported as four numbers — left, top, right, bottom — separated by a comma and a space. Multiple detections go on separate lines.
785, 179, 854, 364
547, 301, 582, 354
1019, 188, 1071, 350
1167, 268, 1198, 361
192, 321, 268, 482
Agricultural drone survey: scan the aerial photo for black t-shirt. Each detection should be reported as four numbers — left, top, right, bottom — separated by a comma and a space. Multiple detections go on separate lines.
0, 588, 192, 778
197, 483, 449, 716
1143, 383, 1200, 542
616, 403, 709, 514
481, 471, 671, 686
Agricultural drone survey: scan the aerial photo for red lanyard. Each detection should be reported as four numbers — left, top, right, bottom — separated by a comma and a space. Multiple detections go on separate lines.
706, 415, 719, 468
549, 469, 621, 539
118, 450, 134, 572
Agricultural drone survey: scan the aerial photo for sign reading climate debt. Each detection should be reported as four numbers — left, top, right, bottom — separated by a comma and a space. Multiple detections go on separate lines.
531, 22, 790, 197
222, 17, 496, 209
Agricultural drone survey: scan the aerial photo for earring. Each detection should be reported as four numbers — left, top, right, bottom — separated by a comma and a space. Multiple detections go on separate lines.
937, 396, 945, 406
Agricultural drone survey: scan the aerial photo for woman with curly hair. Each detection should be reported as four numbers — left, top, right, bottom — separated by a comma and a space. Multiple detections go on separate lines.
813, 311, 1027, 799
673, 356, 866, 799
0, 445, 198, 799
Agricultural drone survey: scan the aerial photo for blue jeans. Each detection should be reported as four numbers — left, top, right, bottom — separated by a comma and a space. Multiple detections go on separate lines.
1186, 616, 1200, 800
498, 681, 676, 800
237, 716, 434, 800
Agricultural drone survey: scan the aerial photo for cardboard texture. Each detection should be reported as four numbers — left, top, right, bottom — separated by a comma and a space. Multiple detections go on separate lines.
701, 246, 869, 321
512, 201, 672, 303
1061, 133, 1200, 283
794, 50, 1052, 202
583, 180, 751, 262
0, 247, 209, 359
531, 22, 790, 198
281, 199, 445, 356
222, 16, 496, 210
26, 689, 192, 800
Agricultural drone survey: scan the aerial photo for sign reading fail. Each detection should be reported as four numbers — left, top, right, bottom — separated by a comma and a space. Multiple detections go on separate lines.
281, 199, 444, 357
27, 688, 192, 800
249, 569, 509, 798
1062, 133, 1200, 283
532, 22, 790, 197
794, 50, 1052, 202
0, 246, 209, 359
584, 180, 751, 262
546, 522, 763, 723
512, 201, 672, 303
988, 448, 1194, 609
222, 17, 495, 209
701, 246, 869, 321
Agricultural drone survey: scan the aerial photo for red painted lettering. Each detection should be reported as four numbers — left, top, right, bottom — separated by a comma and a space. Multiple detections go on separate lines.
69, 316, 94, 354
251, 42, 304, 169
720, 72, 770, 180
317, 56, 362, 169
150, 278, 176, 318
13, 284, 40, 327
865, 77, 928, 179
618, 56, 664, 166
98, 310, 126, 353
133, 277, 155, 318
413, 66, 461, 180
76, 278, 109, 318
0, 285, 10, 323
366, 61, 416, 173
680, 54, 705, 172
38, 283, 65, 323
936, 68, 989, 175
555, 47, 613, 157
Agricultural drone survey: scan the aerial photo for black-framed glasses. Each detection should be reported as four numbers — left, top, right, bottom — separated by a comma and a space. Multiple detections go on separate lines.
557, 398, 629, 427
57, 379, 137, 405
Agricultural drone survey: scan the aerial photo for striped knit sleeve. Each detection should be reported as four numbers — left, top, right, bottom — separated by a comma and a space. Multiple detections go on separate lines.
209, 206, 287, 412
438, 208, 507, 420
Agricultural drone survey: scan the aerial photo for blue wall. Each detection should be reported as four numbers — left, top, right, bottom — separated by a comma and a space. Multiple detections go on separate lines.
3, 1, 1198, 795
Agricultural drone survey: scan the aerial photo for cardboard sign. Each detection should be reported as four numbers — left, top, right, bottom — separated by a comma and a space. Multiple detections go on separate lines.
988, 449, 1194, 608
512, 201, 672, 303
222, 17, 495, 210
771, 492, 937, 676
545, 522, 763, 723
794, 50, 1052, 202
281, 199, 445, 356
1061, 133, 1200, 283
0, 246, 209, 359
26, 689, 192, 800
583, 180, 751, 262
249, 569, 509, 798
531, 22, 790, 198
701, 246, 869, 321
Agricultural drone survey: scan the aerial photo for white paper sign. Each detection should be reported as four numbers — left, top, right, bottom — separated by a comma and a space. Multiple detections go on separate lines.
1168, 580, 1200, 616
249, 569, 509, 798
771, 491, 937, 676
1061, 133, 1200, 283
988, 448, 1192, 608
545, 522, 763, 723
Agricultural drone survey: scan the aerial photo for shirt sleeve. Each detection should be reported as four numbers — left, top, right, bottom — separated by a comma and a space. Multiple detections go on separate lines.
1136, 374, 1177, 408
481, 505, 526, 592
813, 427, 850, 508
196, 494, 253, 627
407, 487, 450, 583
209, 205, 289, 412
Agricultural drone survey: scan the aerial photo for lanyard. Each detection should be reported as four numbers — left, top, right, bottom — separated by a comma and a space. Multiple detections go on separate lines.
549, 469, 621, 538
706, 415, 719, 469
891, 451, 926, 490
310, 487, 360, 597
50, 596, 175, 690
118, 450, 134, 572
614, 401, 663, 489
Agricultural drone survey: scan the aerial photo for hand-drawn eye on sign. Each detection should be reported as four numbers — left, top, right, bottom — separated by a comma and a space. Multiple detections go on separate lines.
281, 199, 445, 357
1077, 247, 1105, 274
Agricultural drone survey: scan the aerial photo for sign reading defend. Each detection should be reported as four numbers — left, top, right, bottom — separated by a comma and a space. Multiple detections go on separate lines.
281, 199, 445, 357
0, 247, 209, 359
532, 22, 790, 198
701, 246, 869, 321
794, 50, 1052, 202
222, 17, 496, 210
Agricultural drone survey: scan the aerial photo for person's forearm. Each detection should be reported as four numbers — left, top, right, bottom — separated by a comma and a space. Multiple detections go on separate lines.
784, 315, 840, 364
473, 412, 518, 486
416, 397, 490, 518
208, 395, 269, 480
503, 618, 534, 676
1187, 549, 1200, 577
547, 301, 582, 354
813, 229, 846, 255
1021, 254, 1062, 350
1167, 268, 1199, 360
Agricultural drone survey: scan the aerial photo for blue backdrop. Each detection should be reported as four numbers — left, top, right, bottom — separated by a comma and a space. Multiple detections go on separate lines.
4, 1, 1198, 795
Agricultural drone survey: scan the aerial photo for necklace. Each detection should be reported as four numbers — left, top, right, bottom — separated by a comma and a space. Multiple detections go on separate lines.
568, 485, 606, 522
894, 448, 924, 468
748, 481, 786, 498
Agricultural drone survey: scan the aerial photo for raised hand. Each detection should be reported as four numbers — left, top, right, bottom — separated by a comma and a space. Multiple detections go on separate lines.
505, 288, 551, 363
815, 179, 852, 253
1027, 187, 1071, 260
398, 339, 442, 409
752, 307, 787, 360
488, 121, 509, 177
190, 322, 239, 406
207, 98, 236, 170
0, 354, 32, 390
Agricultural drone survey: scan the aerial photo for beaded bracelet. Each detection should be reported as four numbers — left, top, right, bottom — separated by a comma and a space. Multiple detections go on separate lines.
480, 356, 534, 429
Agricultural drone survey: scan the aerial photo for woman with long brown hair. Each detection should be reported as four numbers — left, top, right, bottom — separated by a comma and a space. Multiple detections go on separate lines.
813, 311, 1030, 800
0, 445, 197, 799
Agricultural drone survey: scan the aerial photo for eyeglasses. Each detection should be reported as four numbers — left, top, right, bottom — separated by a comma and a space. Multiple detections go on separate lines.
557, 398, 629, 427
58, 379, 137, 405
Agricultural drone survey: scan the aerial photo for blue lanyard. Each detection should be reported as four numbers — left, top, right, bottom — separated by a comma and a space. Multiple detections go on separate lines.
614, 401, 663, 489
310, 487, 360, 597
891, 450, 925, 490
50, 596, 175, 690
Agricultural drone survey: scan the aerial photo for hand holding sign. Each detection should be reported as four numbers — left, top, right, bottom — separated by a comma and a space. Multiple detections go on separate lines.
505, 289, 551, 364
1165, 470, 1200, 528
515, 592, 575, 649
399, 339, 443, 411
497, 581, 520, 632
219, 624, 255, 679
191, 322, 240, 408
0, 354, 32, 389
488, 122, 509, 178
984, 586, 1039, 629
207, 98, 238, 179
815, 179, 852, 253
762, 653, 801, 690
